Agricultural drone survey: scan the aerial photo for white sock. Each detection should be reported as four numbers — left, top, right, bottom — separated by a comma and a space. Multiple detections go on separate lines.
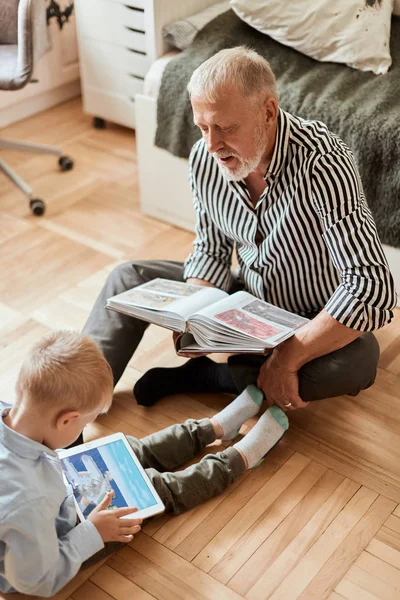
234, 406, 289, 468
214, 385, 263, 440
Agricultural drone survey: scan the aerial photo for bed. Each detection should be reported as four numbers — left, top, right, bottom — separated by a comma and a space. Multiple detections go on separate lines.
136, 6, 400, 299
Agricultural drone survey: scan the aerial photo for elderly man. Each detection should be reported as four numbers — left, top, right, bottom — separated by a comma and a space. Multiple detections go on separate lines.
83, 47, 396, 412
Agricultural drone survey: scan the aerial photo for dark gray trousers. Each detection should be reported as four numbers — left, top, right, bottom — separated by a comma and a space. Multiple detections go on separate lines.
82, 260, 380, 401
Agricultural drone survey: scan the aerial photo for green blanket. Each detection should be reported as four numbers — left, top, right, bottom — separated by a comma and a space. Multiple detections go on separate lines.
155, 10, 400, 247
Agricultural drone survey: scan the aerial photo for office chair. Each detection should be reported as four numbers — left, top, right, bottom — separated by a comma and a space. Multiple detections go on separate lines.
0, 0, 74, 216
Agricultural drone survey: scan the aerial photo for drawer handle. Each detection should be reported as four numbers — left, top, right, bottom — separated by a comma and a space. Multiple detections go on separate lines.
125, 25, 145, 34
128, 47, 146, 56
124, 5, 144, 12
129, 73, 145, 81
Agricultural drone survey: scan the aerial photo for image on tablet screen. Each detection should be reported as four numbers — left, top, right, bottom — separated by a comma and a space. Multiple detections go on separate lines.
60, 439, 157, 518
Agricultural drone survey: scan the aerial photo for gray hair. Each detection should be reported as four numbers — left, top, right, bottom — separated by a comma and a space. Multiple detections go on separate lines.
187, 46, 278, 104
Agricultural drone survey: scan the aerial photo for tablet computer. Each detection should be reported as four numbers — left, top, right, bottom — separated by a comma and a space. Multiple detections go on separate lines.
57, 432, 165, 521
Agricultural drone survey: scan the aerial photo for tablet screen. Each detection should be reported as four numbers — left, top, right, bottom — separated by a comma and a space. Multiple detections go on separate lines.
60, 439, 158, 518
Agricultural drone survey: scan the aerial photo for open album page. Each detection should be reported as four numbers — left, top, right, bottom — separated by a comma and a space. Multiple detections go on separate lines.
187, 291, 309, 350
107, 279, 227, 331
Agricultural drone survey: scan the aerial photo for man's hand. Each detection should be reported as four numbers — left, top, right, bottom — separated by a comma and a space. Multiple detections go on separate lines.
88, 491, 143, 543
257, 310, 363, 411
257, 351, 308, 411
172, 331, 209, 359
186, 278, 216, 288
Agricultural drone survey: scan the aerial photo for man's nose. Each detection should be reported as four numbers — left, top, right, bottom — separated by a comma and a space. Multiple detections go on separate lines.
206, 129, 223, 154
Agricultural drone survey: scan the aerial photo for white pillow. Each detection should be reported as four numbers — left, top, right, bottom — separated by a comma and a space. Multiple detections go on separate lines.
230, 0, 393, 74
394, 0, 400, 16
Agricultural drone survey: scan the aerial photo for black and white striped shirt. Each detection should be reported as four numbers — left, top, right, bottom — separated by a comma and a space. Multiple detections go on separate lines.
183, 108, 396, 331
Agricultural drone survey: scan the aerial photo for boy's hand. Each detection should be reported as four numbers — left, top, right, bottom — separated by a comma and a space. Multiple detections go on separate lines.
88, 491, 142, 543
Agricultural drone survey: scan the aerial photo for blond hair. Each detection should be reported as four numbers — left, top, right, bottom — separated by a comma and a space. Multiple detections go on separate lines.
15, 330, 113, 414
187, 46, 278, 105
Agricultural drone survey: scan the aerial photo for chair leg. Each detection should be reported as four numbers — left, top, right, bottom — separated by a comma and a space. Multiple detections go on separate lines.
0, 138, 63, 156
0, 157, 33, 199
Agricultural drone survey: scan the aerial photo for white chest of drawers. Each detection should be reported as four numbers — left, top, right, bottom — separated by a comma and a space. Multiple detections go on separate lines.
74, 0, 150, 128
74, 0, 218, 129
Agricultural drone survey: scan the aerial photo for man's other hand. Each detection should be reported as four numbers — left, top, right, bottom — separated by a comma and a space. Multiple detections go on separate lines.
186, 278, 216, 287
257, 351, 308, 411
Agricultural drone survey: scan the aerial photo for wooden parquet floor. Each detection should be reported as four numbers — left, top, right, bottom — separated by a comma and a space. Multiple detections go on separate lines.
1, 98, 400, 600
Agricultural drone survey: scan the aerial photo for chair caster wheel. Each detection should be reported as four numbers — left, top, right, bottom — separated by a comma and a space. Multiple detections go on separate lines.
93, 116, 106, 129
30, 198, 46, 216
59, 155, 74, 171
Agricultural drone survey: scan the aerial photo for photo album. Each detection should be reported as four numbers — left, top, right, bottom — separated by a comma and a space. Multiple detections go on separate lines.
106, 278, 309, 354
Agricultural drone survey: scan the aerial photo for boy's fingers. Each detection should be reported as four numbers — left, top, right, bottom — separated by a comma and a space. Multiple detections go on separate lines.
112, 506, 139, 518
93, 491, 114, 512
117, 534, 134, 542
118, 518, 143, 527
120, 525, 141, 535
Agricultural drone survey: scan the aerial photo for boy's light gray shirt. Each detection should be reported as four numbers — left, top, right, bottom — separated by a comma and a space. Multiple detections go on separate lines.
0, 402, 104, 597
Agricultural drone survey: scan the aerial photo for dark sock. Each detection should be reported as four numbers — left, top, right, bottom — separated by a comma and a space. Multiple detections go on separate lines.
133, 356, 238, 407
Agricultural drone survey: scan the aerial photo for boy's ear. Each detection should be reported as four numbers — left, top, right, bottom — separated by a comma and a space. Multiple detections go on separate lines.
55, 410, 81, 430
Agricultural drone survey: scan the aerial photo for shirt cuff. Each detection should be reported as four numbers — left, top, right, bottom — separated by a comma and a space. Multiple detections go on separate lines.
183, 254, 232, 290
325, 284, 394, 331
67, 520, 104, 562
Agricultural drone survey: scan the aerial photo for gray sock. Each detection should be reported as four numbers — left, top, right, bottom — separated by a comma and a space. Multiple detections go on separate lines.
213, 384, 263, 440
234, 406, 289, 468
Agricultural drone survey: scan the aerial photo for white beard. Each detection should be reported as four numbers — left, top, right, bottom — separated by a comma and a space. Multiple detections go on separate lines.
214, 126, 267, 182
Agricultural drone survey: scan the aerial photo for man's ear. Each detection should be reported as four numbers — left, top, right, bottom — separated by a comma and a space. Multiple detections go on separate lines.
55, 409, 81, 430
264, 96, 278, 126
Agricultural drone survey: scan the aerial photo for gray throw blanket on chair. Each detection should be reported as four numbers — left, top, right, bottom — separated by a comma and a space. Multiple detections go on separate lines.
155, 10, 400, 248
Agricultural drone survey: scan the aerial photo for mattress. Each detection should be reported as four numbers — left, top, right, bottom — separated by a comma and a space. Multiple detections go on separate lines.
143, 51, 180, 99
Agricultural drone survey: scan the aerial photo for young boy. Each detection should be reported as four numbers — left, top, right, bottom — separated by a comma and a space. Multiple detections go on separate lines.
0, 330, 288, 597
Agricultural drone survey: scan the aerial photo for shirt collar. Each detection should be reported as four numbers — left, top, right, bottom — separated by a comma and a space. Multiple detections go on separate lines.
0, 407, 58, 460
264, 107, 291, 181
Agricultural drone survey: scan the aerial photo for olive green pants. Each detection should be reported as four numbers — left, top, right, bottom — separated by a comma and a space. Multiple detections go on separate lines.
83, 419, 245, 566
127, 418, 245, 515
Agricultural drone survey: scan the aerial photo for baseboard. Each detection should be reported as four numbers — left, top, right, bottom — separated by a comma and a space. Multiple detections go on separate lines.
0, 80, 81, 129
